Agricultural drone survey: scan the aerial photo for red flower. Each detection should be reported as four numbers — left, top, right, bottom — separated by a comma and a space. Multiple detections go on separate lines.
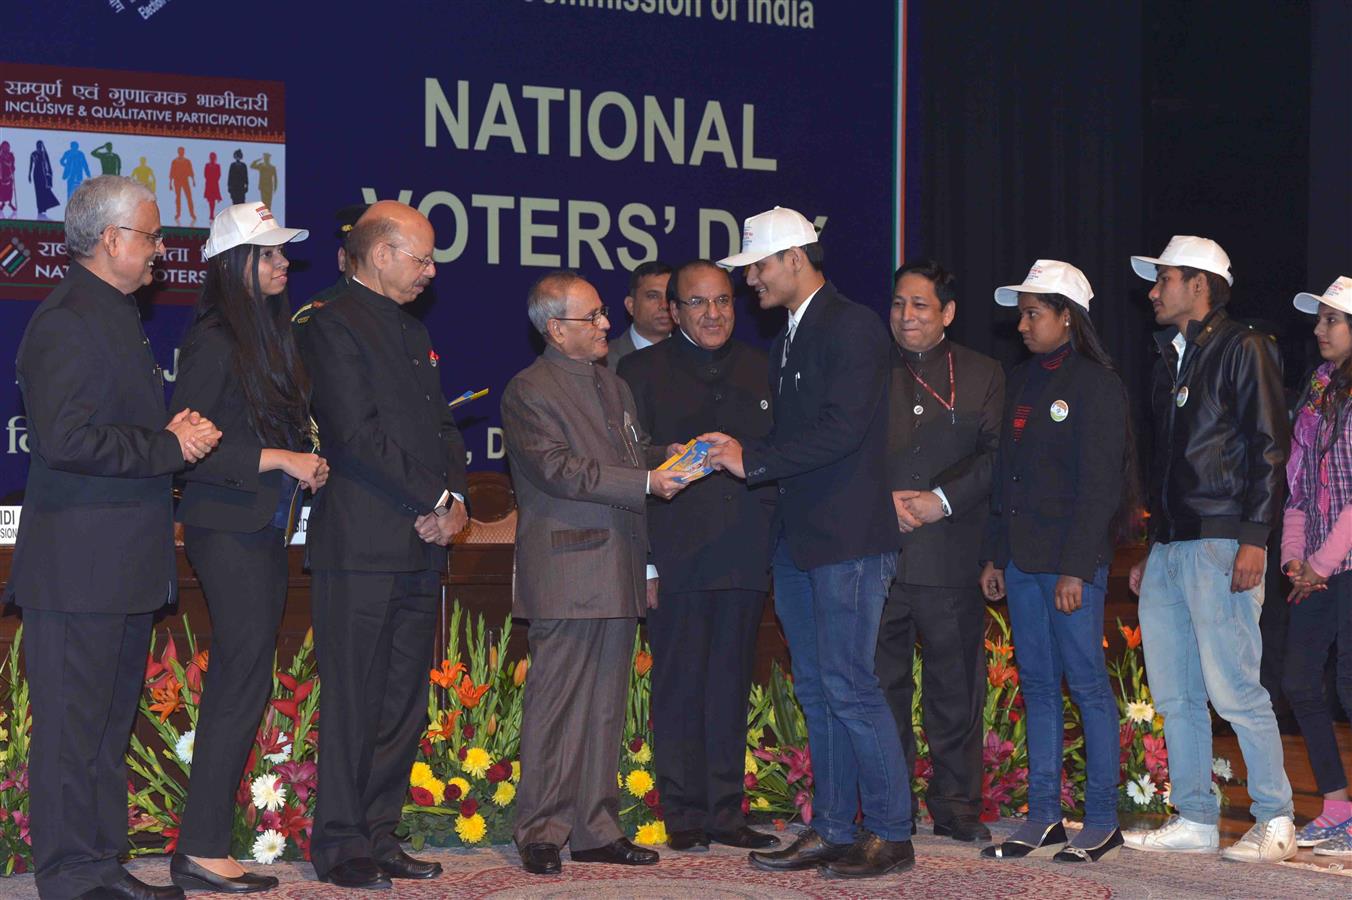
273, 761, 318, 804
460, 798, 479, 817
1143, 733, 1169, 780
458, 746, 468, 762
1008, 709, 1021, 723
410, 786, 436, 806
643, 789, 660, 809
462, 724, 476, 740
794, 790, 813, 824
653, 805, 664, 820
744, 772, 758, 790
1119, 721, 1135, 749
628, 738, 644, 753
446, 783, 462, 801
741, 797, 751, 816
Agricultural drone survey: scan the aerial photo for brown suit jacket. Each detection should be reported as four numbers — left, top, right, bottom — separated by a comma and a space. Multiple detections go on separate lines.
502, 346, 664, 619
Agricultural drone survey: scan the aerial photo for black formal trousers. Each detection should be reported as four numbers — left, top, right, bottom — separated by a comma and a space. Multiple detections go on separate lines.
309, 568, 440, 876
514, 616, 636, 851
647, 589, 765, 834
24, 608, 152, 899
875, 581, 986, 824
176, 524, 288, 857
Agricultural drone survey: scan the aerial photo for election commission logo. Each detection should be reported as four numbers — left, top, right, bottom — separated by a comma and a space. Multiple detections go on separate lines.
1, 238, 31, 277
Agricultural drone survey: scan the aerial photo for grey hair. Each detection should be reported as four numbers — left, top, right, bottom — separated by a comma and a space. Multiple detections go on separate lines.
527, 270, 584, 336
64, 175, 155, 259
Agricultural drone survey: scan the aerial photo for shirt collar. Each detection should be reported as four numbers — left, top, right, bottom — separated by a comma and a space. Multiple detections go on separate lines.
629, 325, 657, 351
68, 259, 138, 307
787, 284, 823, 332
349, 275, 402, 314
543, 343, 599, 375
899, 335, 949, 366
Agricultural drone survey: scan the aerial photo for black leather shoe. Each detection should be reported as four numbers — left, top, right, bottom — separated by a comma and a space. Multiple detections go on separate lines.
1053, 828, 1124, 863
709, 826, 780, 849
748, 828, 850, 871
570, 837, 659, 865
518, 843, 563, 875
79, 871, 186, 899
666, 828, 711, 852
317, 858, 391, 889
376, 849, 442, 879
980, 821, 1068, 860
934, 816, 993, 843
819, 832, 915, 879
169, 854, 278, 893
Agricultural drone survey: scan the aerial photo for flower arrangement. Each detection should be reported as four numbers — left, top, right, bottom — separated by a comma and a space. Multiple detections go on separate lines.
0, 630, 32, 875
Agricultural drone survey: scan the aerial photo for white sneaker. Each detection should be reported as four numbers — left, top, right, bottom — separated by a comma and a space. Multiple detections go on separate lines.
1122, 815, 1220, 853
1220, 816, 1297, 863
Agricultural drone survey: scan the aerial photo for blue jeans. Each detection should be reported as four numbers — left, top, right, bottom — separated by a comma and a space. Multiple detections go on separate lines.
1005, 562, 1119, 828
772, 538, 911, 843
1138, 539, 1292, 824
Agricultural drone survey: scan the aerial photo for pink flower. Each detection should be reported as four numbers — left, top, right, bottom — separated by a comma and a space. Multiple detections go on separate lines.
273, 761, 318, 803
794, 790, 813, 824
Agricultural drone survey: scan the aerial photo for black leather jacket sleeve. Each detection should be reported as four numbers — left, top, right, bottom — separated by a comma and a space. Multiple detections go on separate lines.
1229, 329, 1289, 546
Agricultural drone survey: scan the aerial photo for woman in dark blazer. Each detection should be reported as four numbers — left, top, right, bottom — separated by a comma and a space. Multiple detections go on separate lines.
977, 260, 1135, 864
168, 204, 327, 893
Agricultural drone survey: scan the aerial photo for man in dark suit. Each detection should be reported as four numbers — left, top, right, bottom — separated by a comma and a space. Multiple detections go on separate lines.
502, 271, 688, 876
6, 175, 220, 900
297, 200, 468, 889
617, 260, 779, 853
875, 260, 1003, 843
605, 260, 672, 368
702, 207, 913, 879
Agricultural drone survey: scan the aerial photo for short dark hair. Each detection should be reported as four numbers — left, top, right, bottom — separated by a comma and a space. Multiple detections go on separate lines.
776, 241, 824, 272
627, 260, 673, 297
1177, 266, 1231, 308
666, 259, 733, 305
893, 260, 957, 305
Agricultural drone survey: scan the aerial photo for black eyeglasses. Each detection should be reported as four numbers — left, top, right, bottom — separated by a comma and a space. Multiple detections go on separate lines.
673, 295, 733, 311
553, 305, 609, 326
118, 225, 165, 245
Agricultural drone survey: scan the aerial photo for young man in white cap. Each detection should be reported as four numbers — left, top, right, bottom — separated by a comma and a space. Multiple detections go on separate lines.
700, 207, 912, 879
1124, 236, 1295, 862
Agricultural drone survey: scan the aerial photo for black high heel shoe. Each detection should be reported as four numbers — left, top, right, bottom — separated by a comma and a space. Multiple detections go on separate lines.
1053, 827, 1124, 863
980, 822, 1068, 860
169, 854, 279, 893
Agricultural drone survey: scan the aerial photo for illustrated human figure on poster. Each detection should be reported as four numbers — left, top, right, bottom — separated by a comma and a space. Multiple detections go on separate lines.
250, 153, 277, 207
59, 141, 91, 199
131, 155, 157, 195
227, 149, 248, 204
0, 141, 17, 216
28, 140, 59, 218
91, 141, 121, 175
169, 146, 196, 224
202, 151, 222, 219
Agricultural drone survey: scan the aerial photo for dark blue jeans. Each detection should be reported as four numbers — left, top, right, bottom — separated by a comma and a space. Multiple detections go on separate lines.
772, 538, 911, 843
1005, 562, 1119, 828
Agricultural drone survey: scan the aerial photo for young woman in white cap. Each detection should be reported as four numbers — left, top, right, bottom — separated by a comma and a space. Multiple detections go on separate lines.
1280, 275, 1352, 857
166, 203, 327, 892
978, 260, 1136, 863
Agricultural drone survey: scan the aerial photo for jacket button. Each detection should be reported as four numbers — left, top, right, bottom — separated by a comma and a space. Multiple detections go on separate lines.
425, 394, 431, 401
911, 473, 920, 481
912, 446, 920, 455
724, 495, 732, 502
778, 487, 786, 495
412, 358, 420, 366
1010, 508, 1019, 516
1012, 474, 1021, 482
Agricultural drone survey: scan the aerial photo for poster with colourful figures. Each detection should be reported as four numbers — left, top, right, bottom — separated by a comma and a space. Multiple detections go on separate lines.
0, 62, 285, 302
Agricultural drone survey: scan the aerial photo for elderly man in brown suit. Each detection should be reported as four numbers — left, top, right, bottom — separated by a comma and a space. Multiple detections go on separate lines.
501, 270, 688, 876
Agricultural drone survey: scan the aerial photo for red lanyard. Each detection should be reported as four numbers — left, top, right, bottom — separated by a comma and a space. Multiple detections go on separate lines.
905, 350, 955, 414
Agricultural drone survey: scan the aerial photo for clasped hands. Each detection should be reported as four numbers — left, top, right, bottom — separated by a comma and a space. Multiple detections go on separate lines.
165, 408, 221, 463
1284, 558, 1328, 605
414, 499, 468, 547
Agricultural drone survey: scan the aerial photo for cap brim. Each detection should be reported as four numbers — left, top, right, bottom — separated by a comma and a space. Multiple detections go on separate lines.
248, 225, 308, 247
717, 249, 772, 269
1130, 256, 1163, 282
1293, 292, 1321, 314
993, 286, 1021, 306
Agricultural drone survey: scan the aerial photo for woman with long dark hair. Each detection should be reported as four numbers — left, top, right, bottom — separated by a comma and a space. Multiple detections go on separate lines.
167, 203, 328, 893
1281, 276, 1352, 856
978, 260, 1136, 863
28, 140, 59, 217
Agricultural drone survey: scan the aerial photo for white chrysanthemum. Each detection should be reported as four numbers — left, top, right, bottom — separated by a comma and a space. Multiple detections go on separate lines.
1125, 701, 1155, 725
174, 730, 195, 765
250, 774, 287, 812
265, 743, 292, 765
1126, 774, 1156, 807
1211, 781, 1225, 801
251, 829, 287, 864
1211, 758, 1233, 781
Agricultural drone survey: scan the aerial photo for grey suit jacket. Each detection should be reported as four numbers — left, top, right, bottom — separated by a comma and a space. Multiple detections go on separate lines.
502, 346, 664, 619
605, 328, 637, 369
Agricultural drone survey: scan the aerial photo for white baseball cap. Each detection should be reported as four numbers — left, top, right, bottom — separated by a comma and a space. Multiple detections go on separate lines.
994, 260, 1094, 310
1293, 276, 1352, 315
204, 203, 308, 260
717, 206, 819, 268
1130, 235, 1233, 286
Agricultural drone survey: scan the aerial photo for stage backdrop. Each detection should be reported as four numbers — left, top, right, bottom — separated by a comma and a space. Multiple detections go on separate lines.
0, 0, 907, 515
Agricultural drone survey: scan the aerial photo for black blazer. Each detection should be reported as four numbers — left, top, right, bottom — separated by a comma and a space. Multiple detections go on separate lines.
888, 340, 1004, 588
169, 320, 291, 533
982, 349, 1127, 581
618, 333, 776, 594
742, 282, 901, 570
297, 280, 468, 573
5, 262, 183, 613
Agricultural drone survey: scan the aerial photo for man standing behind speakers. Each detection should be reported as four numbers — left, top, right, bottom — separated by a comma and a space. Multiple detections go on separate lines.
607, 260, 673, 367
617, 259, 779, 854
876, 261, 1003, 843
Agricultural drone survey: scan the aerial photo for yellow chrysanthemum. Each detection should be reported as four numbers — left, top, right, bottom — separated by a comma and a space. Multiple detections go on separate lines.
455, 812, 487, 844
462, 746, 493, 778
625, 769, 655, 798
753, 796, 770, 810
426, 778, 446, 805
449, 777, 471, 798
493, 781, 516, 807
409, 761, 434, 788
635, 820, 668, 846
745, 750, 759, 777
511, 760, 521, 783
628, 744, 652, 765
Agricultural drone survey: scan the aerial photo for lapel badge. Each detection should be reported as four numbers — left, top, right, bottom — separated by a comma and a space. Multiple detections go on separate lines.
428, 349, 439, 368
1175, 385, 1189, 407
1049, 399, 1069, 422
760, 399, 769, 410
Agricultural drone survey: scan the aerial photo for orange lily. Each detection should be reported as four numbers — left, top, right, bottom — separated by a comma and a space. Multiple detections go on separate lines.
427, 709, 462, 742
1120, 624, 1142, 650
455, 674, 491, 709
149, 676, 184, 722
513, 659, 529, 686
430, 660, 467, 689
984, 638, 1013, 659
634, 651, 653, 677
988, 659, 1018, 689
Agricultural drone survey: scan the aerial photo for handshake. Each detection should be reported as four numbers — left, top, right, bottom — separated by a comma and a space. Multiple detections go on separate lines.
165, 408, 221, 463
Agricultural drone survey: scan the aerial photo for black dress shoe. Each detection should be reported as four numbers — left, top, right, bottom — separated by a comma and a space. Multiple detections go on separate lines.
317, 858, 391, 889
376, 850, 442, 879
79, 871, 186, 899
934, 817, 993, 843
748, 828, 850, 871
980, 821, 1068, 860
519, 843, 563, 875
570, 837, 659, 865
708, 825, 780, 849
169, 854, 278, 893
666, 828, 711, 852
819, 832, 915, 879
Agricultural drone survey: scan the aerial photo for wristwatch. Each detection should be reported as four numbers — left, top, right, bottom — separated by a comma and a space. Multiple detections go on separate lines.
432, 489, 451, 518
